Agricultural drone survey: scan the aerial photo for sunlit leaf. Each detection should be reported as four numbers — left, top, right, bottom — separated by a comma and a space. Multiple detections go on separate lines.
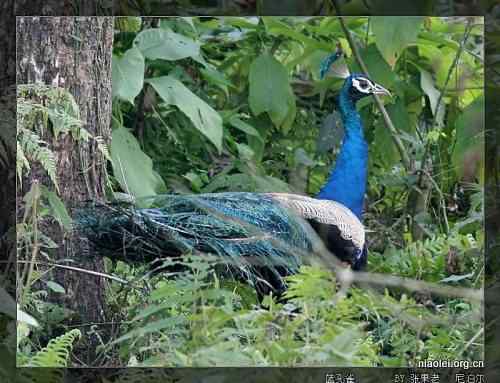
112, 47, 145, 104
248, 53, 296, 129
371, 16, 423, 67
111, 127, 167, 201
133, 28, 200, 61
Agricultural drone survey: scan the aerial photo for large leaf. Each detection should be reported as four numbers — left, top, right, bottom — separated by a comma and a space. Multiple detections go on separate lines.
371, 16, 424, 66
112, 47, 145, 104
133, 28, 200, 61
248, 53, 296, 129
111, 127, 166, 201
146, 76, 223, 152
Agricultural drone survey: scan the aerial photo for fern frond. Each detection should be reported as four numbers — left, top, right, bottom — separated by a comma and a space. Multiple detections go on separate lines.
36, 146, 58, 191
17, 128, 59, 190
28, 329, 81, 367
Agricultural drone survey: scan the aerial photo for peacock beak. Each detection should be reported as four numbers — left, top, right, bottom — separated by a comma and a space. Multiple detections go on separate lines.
372, 83, 392, 97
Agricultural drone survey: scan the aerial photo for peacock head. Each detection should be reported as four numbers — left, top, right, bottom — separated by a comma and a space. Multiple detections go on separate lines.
342, 73, 392, 102
320, 49, 391, 103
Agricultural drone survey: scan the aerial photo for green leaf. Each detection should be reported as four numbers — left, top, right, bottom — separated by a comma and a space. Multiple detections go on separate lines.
46, 281, 66, 294
146, 76, 223, 152
420, 69, 445, 127
418, 45, 456, 88
350, 44, 397, 90
111, 127, 167, 201
228, 116, 262, 139
235, 143, 254, 161
248, 53, 296, 129
112, 47, 145, 104
133, 28, 200, 61
371, 16, 423, 67
45, 190, 72, 230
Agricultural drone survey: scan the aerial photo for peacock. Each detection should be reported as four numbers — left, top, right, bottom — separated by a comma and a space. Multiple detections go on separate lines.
77, 48, 391, 296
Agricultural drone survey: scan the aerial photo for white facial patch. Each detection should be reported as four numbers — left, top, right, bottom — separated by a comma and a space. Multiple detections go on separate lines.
352, 77, 375, 94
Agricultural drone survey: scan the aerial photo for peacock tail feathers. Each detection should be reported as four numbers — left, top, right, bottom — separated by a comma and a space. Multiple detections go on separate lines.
76, 192, 338, 294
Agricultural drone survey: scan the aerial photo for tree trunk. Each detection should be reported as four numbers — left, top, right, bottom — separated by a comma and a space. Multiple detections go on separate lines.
16, 17, 113, 365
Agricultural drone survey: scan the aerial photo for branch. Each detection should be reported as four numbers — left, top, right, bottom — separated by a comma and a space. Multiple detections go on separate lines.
331, 1, 412, 170
344, 270, 483, 302
17, 260, 130, 285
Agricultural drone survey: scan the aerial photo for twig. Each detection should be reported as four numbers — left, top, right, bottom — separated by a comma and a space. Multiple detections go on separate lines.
459, 327, 484, 356
331, 1, 412, 170
16, 260, 130, 285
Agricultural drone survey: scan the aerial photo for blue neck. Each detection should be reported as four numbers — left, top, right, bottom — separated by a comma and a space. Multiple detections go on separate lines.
316, 91, 368, 220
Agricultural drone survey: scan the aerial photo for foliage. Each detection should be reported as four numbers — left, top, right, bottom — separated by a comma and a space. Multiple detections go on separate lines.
100, 254, 481, 367
16, 16, 484, 367
19, 328, 81, 367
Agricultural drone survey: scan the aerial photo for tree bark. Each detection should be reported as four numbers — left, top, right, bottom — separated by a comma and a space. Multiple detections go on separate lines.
16, 17, 113, 365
